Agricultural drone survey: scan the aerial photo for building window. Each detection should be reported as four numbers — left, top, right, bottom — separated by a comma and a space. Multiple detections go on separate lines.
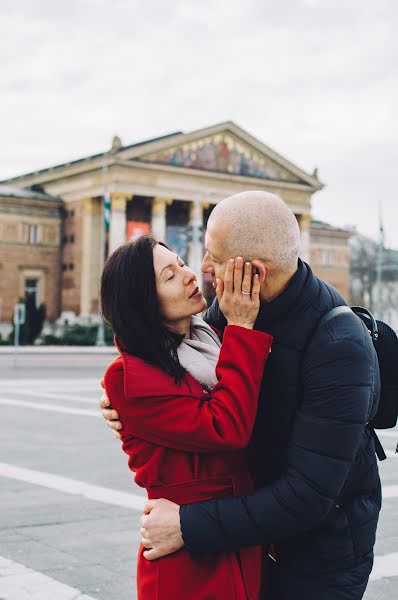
321, 250, 332, 266
25, 278, 39, 306
28, 224, 38, 245
63, 234, 75, 244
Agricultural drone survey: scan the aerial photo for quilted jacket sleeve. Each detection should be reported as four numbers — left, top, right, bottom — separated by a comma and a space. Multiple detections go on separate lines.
180, 313, 380, 552
104, 325, 272, 453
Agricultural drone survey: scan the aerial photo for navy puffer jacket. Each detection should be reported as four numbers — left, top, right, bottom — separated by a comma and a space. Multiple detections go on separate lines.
180, 261, 381, 599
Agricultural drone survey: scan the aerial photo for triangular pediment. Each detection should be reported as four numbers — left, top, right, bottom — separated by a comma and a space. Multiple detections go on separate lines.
0, 121, 321, 191
120, 122, 322, 189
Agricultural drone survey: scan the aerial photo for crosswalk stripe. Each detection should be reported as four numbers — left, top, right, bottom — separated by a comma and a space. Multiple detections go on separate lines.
383, 485, 398, 499
0, 462, 146, 511
2, 389, 98, 404
0, 554, 97, 600
0, 379, 100, 387
377, 430, 398, 439
1, 398, 100, 417
385, 450, 397, 458
0, 462, 397, 584
369, 551, 398, 582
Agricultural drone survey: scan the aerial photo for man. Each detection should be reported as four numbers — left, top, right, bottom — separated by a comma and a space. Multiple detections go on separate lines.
101, 191, 381, 599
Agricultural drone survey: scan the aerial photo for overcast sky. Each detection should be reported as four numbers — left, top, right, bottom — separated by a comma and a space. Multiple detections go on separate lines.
1, 0, 397, 247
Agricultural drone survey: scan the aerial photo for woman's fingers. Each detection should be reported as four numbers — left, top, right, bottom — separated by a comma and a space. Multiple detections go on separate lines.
233, 257, 244, 292
223, 259, 235, 294
251, 273, 260, 301
215, 278, 224, 304
241, 262, 252, 295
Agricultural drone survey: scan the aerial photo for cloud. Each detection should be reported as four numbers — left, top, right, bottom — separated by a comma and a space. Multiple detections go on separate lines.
0, 0, 397, 245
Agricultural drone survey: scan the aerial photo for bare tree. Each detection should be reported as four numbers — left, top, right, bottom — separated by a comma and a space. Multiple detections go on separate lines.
350, 234, 398, 327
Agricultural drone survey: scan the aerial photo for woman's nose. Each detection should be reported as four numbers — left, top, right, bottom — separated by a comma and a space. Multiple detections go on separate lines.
184, 268, 196, 285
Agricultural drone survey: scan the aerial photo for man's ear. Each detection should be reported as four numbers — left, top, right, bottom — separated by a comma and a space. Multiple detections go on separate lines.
251, 260, 267, 283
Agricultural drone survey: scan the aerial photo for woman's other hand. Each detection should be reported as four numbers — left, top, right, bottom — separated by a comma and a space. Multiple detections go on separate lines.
216, 257, 260, 329
99, 388, 123, 439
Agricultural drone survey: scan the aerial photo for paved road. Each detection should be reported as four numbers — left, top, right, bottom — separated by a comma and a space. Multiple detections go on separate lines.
1, 355, 397, 599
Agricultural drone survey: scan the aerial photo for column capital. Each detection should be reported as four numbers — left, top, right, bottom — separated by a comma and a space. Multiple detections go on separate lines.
199, 199, 212, 210
299, 213, 312, 229
81, 197, 101, 216
153, 196, 173, 206
110, 193, 128, 211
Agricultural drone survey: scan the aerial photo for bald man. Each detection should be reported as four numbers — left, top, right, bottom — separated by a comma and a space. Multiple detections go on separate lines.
101, 192, 381, 600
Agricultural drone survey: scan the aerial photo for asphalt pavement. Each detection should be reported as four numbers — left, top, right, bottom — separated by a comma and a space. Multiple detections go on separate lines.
1, 351, 397, 599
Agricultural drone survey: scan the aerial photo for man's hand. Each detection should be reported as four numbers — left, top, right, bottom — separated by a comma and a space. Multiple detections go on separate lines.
141, 499, 184, 560
99, 380, 123, 439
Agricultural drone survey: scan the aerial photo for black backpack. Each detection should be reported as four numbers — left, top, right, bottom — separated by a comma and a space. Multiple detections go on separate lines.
321, 305, 398, 460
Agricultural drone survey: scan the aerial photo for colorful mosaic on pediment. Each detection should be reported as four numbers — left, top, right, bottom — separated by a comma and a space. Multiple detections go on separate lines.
139, 134, 299, 182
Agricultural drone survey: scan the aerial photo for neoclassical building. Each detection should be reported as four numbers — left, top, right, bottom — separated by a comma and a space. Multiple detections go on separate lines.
1, 122, 323, 320
0, 185, 63, 324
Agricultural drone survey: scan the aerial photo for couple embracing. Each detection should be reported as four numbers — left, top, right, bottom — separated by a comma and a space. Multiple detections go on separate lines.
100, 191, 381, 600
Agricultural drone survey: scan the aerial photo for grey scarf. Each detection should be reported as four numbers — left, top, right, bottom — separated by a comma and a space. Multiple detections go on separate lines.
177, 315, 221, 390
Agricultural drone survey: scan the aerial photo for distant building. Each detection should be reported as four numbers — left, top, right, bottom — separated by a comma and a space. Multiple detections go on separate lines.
0, 121, 322, 322
0, 184, 63, 324
310, 220, 352, 301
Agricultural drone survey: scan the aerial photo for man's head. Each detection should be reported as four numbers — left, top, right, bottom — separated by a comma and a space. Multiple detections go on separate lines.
202, 191, 300, 296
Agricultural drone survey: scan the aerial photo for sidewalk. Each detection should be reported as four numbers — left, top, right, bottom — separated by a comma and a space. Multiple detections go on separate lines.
0, 346, 118, 355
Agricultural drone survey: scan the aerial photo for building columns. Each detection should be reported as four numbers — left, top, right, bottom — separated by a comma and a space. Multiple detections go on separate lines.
80, 197, 102, 317
188, 199, 204, 291
109, 194, 128, 253
299, 213, 311, 263
151, 197, 169, 242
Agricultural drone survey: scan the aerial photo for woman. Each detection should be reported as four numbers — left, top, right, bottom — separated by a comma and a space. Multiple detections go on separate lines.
101, 236, 273, 600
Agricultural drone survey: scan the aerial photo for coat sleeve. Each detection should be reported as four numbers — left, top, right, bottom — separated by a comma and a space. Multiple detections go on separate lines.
180, 319, 379, 552
104, 325, 273, 453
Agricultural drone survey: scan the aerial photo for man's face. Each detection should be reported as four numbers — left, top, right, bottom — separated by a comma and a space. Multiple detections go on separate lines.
201, 222, 233, 285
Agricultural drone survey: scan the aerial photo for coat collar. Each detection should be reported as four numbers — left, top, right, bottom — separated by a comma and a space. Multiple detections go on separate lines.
255, 260, 319, 335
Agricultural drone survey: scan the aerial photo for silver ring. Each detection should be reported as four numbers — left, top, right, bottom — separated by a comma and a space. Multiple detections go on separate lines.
241, 291, 251, 296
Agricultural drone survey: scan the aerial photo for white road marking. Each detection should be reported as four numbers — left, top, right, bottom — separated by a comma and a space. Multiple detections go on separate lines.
0, 554, 97, 600
0, 378, 100, 387
369, 551, 398, 582
383, 485, 398, 499
2, 389, 98, 404
376, 430, 398, 439
0, 462, 146, 511
0, 461, 397, 586
1, 398, 100, 417
385, 450, 397, 459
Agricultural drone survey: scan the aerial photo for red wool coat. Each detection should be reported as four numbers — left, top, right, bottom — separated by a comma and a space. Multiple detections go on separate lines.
103, 325, 273, 600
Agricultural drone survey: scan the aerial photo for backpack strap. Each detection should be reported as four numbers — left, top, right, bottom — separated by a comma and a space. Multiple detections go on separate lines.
307, 305, 386, 461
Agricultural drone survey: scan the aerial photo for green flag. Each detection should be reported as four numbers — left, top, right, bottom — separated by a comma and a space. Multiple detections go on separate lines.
104, 192, 111, 232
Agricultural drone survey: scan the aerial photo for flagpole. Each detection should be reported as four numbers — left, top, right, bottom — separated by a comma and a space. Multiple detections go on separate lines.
96, 159, 110, 346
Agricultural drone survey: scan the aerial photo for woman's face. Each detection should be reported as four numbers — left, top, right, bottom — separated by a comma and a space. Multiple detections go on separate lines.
153, 244, 207, 332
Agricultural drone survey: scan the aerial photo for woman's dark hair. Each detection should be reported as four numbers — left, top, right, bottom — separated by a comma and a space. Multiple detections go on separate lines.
101, 236, 186, 382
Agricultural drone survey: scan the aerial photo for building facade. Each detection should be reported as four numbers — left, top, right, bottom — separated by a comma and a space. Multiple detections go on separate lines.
1, 122, 323, 322
310, 220, 352, 301
0, 185, 63, 323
